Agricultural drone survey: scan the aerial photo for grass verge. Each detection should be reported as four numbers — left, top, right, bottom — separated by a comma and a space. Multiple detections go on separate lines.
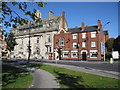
20, 63, 119, 88
2, 65, 33, 89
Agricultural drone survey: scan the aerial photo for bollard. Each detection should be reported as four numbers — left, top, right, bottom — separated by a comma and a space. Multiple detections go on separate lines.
110, 58, 113, 64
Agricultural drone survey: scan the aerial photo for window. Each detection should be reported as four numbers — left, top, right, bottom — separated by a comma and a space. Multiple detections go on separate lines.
21, 39, 23, 44
82, 33, 86, 38
82, 42, 86, 47
47, 23, 50, 27
73, 34, 77, 39
37, 37, 39, 43
49, 47, 51, 52
73, 42, 77, 48
91, 32, 96, 38
63, 51, 69, 58
36, 47, 40, 52
71, 51, 78, 58
46, 34, 51, 42
91, 41, 96, 47
90, 50, 98, 58
60, 37, 64, 46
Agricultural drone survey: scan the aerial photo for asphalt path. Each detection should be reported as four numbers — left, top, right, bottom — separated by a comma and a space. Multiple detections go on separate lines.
3, 62, 60, 88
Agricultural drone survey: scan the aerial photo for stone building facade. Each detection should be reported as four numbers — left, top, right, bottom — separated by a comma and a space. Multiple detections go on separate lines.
11, 11, 68, 59
54, 20, 109, 61
0, 26, 7, 58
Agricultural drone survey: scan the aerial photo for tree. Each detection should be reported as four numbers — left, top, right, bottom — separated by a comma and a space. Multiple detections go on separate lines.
105, 38, 115, 52
5, 32, 17, 59
1, 2, 47, 62
1, 2, 47, 28
113, 35, 120, 54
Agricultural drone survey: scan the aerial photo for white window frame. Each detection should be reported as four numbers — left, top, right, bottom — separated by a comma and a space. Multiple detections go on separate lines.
90, 50, 98, 58
46, 34, 51, 42
82, 42, 86, 47
91, 32, 96, 38
72, 34, 77, 39
63, 51, 69, 58
91, 41, 96, 47
71, 51, 78, 58
82, 33, 86, 38
73, 42, 77, 48
60, 37, 64, 46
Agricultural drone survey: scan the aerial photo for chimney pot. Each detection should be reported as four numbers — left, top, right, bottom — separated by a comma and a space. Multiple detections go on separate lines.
48, 11, 54, 18
98, 20, 102, 28
81, 22, 85, 30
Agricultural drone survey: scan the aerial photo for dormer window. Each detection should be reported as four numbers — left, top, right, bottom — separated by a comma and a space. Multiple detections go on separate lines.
47, 23, 50, 27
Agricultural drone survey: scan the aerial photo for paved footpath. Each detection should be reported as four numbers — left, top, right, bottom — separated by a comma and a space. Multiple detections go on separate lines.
3, 63, 60, 88
42, 63, 120, 79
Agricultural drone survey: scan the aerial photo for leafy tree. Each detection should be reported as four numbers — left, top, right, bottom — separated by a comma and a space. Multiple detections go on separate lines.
1, 2, 47, 62
5, 32, 17, 59
1, 2, 47, 28
105, 38, 115, 52
113, 35, 120, 54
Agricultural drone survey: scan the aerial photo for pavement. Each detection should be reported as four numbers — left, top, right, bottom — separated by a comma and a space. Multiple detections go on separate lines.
3, 63, 60, 88
41, 62, 120, 79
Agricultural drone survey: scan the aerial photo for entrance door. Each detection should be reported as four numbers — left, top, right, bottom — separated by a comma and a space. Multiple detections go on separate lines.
82, 52, 86, 61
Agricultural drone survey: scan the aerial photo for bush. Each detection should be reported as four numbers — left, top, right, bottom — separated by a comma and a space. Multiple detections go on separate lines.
105, 52, 112, 60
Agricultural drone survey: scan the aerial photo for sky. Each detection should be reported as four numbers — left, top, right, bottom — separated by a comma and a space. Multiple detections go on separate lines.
3, 2, 119, 38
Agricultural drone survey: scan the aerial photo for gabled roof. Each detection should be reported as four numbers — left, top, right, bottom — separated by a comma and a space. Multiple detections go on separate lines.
68, 25, 99, 33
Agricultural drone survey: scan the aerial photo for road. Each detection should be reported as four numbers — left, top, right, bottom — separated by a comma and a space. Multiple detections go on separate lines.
12, 59, 119, 72
31, 59, 119, 72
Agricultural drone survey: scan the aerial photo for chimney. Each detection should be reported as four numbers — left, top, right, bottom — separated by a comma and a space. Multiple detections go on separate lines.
48, 11, 54, 18
98, 20, 102, 28
35, 10, 42, 19
62, 11, 65, 28
81, 22, 85, 30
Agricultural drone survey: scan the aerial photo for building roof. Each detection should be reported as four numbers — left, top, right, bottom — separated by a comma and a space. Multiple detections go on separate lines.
13, 15, 62, 36
68, 25, 99, 33
18, 15, 61, 30
103, 30, 108, 35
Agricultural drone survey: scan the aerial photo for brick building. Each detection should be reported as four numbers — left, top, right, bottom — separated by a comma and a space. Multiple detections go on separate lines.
54, 20, 109, 61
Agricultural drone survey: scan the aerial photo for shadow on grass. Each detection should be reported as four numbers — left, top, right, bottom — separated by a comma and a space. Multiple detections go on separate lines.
54, 70, 93, 88
2, 65, 30, 87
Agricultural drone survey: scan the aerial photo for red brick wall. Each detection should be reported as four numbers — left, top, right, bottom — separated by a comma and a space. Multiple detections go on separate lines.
54, 30, 103, 61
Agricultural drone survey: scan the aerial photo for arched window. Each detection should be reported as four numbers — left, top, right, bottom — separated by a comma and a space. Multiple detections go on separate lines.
36, 47, 40, 52
60, 37, 64, 46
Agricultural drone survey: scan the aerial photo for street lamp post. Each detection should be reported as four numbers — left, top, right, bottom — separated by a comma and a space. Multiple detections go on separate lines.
27, 22, 32, 63
103, 21, 110, 62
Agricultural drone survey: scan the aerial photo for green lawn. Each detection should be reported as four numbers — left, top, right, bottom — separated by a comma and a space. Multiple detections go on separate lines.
20, 63, 120, 88
2, 65, 33, 89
